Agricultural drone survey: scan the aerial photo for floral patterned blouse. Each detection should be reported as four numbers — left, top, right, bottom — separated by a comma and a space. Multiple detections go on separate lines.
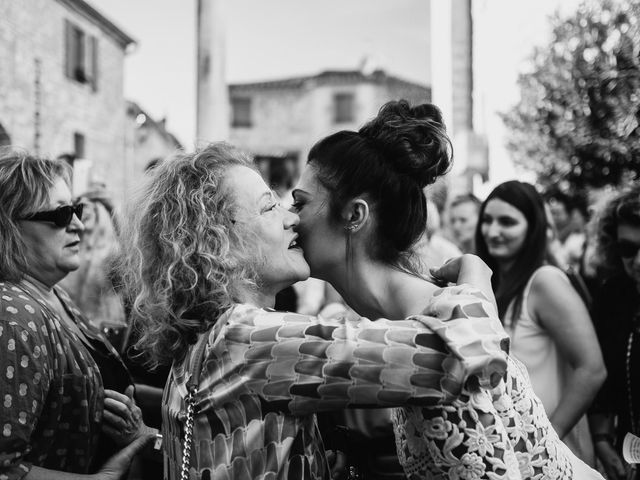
163, 285, 510, 480
0, 280, 124, 479
393, 345, 606, 480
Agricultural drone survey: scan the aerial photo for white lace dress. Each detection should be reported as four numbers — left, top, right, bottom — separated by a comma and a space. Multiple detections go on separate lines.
393, 355, 604, 479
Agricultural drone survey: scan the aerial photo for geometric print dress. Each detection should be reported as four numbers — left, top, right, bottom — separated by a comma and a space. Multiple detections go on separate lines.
162, 285, 512, 480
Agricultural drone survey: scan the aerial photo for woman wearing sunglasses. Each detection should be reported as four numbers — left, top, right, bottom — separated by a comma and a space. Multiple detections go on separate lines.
0, 151, 153, 480
588, 184, 640, 480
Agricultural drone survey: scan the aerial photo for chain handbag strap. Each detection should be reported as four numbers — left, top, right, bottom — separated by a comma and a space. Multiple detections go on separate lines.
179, 333, 210, 480
627, 329, 636, 436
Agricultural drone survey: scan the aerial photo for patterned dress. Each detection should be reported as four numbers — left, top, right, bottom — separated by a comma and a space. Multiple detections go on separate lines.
0, 280, 126, 479
163, 285, 510, 480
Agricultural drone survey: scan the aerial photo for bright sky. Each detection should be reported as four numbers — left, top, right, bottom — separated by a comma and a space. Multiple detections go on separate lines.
87, 0, 430, 147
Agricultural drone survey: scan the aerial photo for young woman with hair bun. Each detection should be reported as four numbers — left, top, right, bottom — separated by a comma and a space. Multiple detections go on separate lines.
293, 100, 605, 478
121, 141, 507, 480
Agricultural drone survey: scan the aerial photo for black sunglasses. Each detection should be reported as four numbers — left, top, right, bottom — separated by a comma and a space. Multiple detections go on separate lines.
21, 203, 84, 228
617, 240, 640, 259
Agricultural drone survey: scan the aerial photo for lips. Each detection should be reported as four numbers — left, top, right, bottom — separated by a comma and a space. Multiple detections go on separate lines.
66, 240, 80, 248
288, 235, 300, 250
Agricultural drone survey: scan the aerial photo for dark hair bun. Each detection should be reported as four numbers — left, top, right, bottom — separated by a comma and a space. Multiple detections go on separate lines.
359, 100, 452, 188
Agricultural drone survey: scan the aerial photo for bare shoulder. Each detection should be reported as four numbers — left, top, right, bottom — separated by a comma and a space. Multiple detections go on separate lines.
529, 265, 584, 321
529, 265, 570, 296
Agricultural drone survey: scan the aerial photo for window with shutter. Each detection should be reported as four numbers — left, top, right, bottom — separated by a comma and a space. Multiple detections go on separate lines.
74, 132, 86, 159
231, 97, 252, 128
63, 19, 98, 91
333, 93, 355, 123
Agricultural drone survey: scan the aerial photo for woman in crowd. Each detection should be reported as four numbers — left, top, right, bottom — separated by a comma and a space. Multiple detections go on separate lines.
475, 180, 606, 465
0, 151, 152, 480
447, 193, 482, 254
588, 184, 640, 480
59, 187, 126, 338
119, 141, 513, 480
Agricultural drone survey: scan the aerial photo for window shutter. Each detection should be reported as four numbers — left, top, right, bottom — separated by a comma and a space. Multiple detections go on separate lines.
89, 35, 98, 91
76, 28, 86, 82
64, 19, 74, 79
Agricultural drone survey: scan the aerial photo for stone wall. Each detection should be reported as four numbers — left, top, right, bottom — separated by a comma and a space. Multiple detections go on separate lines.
0, 0, 129, 204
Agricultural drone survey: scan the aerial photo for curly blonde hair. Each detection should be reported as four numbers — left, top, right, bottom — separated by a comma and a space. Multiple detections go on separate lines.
117, 143, 259, 366
591, 184, 640, 279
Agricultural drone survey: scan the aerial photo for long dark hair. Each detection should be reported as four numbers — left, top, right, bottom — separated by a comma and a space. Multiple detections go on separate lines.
307, 100, 452, 273
475, 180, 550, 320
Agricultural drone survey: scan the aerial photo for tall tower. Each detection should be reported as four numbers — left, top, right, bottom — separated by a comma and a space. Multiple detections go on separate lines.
196, 0, 229, 144
430, 0, 488, 190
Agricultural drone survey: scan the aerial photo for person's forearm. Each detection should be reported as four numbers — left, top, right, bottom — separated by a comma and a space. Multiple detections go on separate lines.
24, 466, 94, 480
589, 412, 616, 439
550, 365, 606, 438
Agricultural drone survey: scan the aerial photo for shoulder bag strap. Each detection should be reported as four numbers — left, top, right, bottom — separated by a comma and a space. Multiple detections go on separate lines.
180, 332, 209, 480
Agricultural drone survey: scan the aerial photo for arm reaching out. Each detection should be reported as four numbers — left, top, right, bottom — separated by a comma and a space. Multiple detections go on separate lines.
182, 285, 508, 415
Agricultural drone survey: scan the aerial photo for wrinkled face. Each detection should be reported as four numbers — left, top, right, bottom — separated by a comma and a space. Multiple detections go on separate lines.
291, 164, 344, 281
449, 201, 479, 245
18, 177, 84, 287
481, 199, 528, 262
226, 166, 310, 292
617, 223, 640, 288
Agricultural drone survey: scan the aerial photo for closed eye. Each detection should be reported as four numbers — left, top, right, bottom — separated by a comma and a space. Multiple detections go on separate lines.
263, 201, 280, 213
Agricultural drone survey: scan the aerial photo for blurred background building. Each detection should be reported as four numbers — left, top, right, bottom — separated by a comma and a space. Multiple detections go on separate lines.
228, 67, 430, 183
126, 100, 182, 177
0, 0, 133, 200
0, 0, 181, 204
0, 0, 612, 202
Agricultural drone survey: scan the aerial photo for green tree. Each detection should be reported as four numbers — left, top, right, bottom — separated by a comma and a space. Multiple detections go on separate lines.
502, 0, 640, 192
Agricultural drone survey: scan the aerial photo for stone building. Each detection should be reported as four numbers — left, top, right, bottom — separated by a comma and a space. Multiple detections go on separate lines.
126, 100, 182, 178
228, 68, 430, 185
0, 0, 134, 203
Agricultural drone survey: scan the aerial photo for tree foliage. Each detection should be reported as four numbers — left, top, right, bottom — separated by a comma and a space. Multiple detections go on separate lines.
502, 0, 640, 192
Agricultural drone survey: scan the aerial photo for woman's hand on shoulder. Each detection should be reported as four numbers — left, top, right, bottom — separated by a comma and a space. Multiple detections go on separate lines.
430, 254, 495, 306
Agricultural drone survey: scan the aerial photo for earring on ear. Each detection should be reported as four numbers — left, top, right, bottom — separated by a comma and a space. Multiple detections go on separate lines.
345, 224, 355, 293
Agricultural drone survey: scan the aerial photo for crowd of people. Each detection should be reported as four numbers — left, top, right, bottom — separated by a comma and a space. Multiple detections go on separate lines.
0, 99, 638, 480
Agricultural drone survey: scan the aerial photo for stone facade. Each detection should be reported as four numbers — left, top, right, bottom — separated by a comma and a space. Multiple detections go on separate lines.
228, 70, 430, 182
0, 0, 134, 204
125, 100, 182, 180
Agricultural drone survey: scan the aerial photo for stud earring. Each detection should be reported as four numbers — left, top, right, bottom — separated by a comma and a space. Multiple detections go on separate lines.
345, 224, 358, 231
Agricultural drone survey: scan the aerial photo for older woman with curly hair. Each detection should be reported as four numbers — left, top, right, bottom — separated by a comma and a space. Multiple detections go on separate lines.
588, 184, 640, 480
117, 141, 513, 480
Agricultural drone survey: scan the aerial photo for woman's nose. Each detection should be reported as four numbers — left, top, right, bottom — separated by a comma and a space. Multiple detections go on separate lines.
68, 212, 85, 233
283, 208, 300, 229
484, 222, 499, 238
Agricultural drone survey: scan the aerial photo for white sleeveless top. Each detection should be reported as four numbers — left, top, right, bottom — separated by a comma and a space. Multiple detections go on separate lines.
504, 265, 595, 466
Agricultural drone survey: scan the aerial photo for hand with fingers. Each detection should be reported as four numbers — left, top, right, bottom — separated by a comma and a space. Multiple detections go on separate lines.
326, 450, 348, 480
94, 433, 156, 480
430, 254, 496, 307
101, 385, 156, 447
